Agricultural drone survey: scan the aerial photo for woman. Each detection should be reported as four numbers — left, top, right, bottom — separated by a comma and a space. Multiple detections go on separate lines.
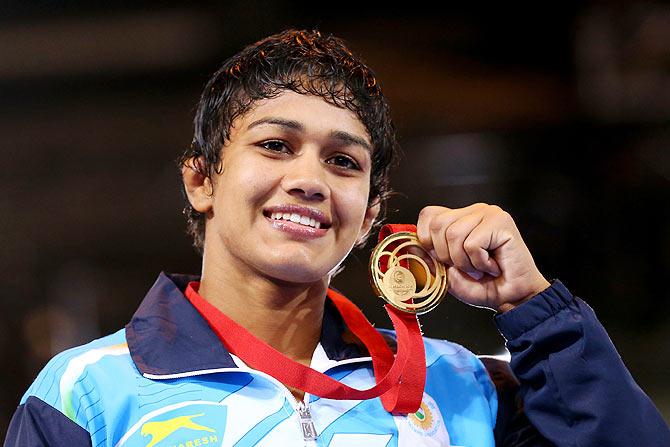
7, 29, 669, 447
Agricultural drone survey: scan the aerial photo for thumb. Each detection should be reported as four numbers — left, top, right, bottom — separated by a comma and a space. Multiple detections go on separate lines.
446, 266, 487, 306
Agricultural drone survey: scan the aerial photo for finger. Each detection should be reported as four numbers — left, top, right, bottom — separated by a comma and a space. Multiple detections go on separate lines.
419, 204, 480, 253
418, 203, 490, 264
483, 206, 516, 251
429, 215, 452, 267
416, 206, 446, 252
444, 213, 485, 279
406, 245, 436, 277
446, 266, 489, 307
463, 225, 502, 277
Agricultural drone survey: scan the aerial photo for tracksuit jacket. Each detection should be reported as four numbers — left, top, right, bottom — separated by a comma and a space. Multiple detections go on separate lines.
5, 272, 670, 446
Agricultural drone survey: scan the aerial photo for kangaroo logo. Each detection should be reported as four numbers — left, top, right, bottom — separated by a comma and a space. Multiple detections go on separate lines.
141, 413, 215, 447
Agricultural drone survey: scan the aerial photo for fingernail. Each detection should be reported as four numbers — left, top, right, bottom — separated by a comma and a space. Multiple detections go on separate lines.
428, 249, 438, 259
467, 271, 484, 280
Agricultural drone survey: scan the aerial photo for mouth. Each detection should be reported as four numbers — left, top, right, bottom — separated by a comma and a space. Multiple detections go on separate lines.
268, 212, 322, 229
263, 204, 332, 230
263, 204, 331, 230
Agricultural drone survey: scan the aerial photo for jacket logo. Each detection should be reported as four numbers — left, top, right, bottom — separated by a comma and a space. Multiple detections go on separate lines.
408, 402, 437, 435
406, 394, 447, 439
141, 413, 215, 447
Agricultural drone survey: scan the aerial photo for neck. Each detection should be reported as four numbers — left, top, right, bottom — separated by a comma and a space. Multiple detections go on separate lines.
198, 247, 327, 366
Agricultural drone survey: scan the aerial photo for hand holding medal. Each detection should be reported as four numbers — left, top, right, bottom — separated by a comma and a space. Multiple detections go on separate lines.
372, 205, 550, 315
361, 207, 549, 413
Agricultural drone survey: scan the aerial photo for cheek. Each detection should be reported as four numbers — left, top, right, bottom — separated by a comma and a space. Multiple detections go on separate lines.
336, 184, 370, 228
237, 171, 266, 202
220, 160, 278, 209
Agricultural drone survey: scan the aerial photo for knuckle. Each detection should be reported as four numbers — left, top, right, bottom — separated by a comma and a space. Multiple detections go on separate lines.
468, 202, 489, 211
445, 224, 461, 241
419, 205, 440, 219
497, 209, 513, 223
488, 204, 509, 218
428, 215, 445, 233
463, 238, 479, 252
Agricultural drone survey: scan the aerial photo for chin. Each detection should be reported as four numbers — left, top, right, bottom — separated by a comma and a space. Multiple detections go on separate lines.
261, 260, 332, 285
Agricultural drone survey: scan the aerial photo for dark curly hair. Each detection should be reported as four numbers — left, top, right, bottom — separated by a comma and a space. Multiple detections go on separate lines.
178, 29, 400, 254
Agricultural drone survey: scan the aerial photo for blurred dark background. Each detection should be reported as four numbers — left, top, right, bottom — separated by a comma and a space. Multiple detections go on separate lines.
2, 1, 669, 437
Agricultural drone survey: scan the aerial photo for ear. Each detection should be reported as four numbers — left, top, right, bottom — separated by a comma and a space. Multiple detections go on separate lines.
181, 156, 215, 213
355, 198, 381, 247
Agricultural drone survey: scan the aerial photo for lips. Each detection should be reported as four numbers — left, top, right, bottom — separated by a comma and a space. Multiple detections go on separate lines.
263, 204, 332, 229
263, 204, 331, 240
269, 211, 321, 229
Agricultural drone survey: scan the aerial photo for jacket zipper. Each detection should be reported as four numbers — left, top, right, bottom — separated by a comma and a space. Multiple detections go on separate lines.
240, 370, 319, 445
234, 370, 320, 444
297, 400, 318, 442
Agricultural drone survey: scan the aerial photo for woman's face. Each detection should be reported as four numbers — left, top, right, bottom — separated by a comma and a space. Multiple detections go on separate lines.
196, 90, 379, 284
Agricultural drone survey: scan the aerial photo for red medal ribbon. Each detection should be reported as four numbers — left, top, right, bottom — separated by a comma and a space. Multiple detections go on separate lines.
184, 224, 425, 413
375, 224, 427, 412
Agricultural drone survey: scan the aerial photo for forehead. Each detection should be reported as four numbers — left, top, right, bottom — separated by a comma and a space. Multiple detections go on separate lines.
231, 90, 370, 143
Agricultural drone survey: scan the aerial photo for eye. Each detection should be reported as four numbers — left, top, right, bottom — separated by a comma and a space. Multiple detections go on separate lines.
327, 154, 361, 170
258, 140, 291, 153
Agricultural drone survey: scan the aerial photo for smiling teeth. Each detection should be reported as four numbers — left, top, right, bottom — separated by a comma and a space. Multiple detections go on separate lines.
270, 212, 321, 229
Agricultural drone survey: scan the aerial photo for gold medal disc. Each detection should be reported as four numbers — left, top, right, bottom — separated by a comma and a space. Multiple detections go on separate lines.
369, 232, 448, 314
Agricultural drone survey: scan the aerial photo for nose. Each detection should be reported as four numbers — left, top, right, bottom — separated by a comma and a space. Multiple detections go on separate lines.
281, 150, 330, 202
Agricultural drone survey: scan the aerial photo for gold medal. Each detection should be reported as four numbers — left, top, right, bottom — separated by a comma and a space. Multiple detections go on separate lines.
369, 231, 448, 314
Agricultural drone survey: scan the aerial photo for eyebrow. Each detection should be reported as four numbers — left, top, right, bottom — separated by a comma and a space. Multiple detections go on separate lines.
246, 116, 372, 152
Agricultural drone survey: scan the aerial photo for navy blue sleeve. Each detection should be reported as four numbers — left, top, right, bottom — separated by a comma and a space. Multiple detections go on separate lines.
4, 396, 92, 447
495, 280, 670, 446
480, 357, 551, 446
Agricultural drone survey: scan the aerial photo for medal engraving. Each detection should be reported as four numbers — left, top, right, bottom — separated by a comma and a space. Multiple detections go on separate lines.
381, 266, 416, 306
369, 231, 448, 314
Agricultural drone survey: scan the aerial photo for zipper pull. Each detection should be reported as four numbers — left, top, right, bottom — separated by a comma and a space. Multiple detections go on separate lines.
297, 401, 317, 441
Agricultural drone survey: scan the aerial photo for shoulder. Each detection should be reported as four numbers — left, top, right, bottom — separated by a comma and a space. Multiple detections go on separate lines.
8, 329, 133, 446
376, 328, 484, 366
21, 329, 133, 420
